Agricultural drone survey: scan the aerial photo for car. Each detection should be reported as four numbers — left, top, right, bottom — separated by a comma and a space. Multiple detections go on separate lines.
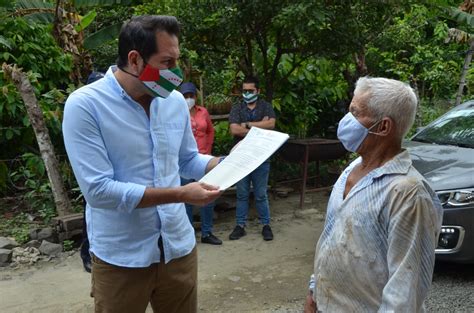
404, 100, 474, 263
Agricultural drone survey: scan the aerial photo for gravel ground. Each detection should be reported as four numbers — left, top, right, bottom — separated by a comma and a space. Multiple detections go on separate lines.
259, 260, 474, 313
425, 261, 474, 313
267, 261, 474, 313
1, 191, 472, 312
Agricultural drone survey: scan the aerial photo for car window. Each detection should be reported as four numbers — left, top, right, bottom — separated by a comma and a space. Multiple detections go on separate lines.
412, 107, 474, 148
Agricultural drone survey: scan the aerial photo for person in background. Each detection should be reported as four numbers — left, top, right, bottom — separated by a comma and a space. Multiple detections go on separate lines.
228, 76, 276, 241
180, 82, 222, 245
304, 77, 443, 312
80, 71, 105, 273
63, 15, 223, 313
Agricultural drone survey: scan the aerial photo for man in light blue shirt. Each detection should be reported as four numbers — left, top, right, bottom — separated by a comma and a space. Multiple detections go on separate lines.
304, 77, 443, 312
63, 15, 222, 313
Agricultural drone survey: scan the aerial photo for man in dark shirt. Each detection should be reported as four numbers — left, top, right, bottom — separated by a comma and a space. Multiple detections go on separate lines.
228, 76, 276, 241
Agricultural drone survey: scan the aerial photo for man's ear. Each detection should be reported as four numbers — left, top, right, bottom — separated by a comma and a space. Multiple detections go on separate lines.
127, 50, 142, 73
379, 117, 394, 136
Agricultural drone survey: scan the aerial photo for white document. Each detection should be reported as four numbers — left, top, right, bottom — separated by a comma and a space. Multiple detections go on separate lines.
199, 127, 289, 190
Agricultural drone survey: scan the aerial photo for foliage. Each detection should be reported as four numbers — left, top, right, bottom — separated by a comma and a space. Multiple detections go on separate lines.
86, 5, 134, 70
0, 17, 73, 158
0, 18, 73, 90
212, 121, 233, 156
275, 57, 348, 138
407, 100, 451, 138
0, 212, 30, 244
366, 5, 464, 100
9, 153, 55, 221
1, 1, 473, 231
63, 239, 74, 251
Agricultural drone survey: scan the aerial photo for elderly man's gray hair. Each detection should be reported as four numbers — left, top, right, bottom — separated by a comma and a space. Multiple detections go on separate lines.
354, 77, 417, 138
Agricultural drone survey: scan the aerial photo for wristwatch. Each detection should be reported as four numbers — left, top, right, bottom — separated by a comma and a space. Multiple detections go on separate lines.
245, 122, 251, 129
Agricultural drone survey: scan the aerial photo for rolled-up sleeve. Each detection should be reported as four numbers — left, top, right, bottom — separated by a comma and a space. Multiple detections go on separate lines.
62, 94, 146, 213
380, 182, 441, 312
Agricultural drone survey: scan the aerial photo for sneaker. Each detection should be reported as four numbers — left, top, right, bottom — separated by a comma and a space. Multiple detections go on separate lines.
262, 225, 273, 241
229, 225, 246, 240
201, 233, 223, 245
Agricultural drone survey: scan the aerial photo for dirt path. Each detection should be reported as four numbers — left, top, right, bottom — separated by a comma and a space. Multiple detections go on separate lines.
0, 192, 327, 313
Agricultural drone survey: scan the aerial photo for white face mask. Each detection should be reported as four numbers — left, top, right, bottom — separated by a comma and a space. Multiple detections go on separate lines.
337, 112, 382, 152
186, 98, 195, 109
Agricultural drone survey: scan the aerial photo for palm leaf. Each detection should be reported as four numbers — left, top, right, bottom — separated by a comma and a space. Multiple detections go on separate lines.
0, 0, 15, 9
14, 0, 54, 22
15, 0, 54, 10
451, 8, 474, 29
22, 11, 54, 22
73, 0, 132, 9
75, 9, 97, 32
83, 22, 121, 50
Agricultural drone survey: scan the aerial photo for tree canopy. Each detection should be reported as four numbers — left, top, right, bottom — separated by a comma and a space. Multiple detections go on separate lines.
0, 0, 473, 233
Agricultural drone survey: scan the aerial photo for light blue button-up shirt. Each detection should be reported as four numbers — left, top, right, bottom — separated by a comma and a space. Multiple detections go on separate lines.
312, 150, 443, 312
63, 66, 212, 267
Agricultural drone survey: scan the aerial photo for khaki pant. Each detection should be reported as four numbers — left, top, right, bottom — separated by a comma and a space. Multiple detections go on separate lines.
91, 247, 197, 313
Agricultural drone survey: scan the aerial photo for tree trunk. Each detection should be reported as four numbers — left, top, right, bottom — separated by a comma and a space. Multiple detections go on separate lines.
2, 63, 73, 216
455, 39, 474, 107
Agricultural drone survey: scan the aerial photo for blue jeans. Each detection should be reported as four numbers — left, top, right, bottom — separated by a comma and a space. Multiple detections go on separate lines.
235, 161, 270, 226
180, 177, 215, 237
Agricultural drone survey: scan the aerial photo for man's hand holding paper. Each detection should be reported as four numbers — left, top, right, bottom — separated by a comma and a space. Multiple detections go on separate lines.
200, 127, 289, 190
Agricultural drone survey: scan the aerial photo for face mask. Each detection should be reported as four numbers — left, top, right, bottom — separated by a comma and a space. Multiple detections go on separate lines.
242, 91, 258, 104
186, 98, 195, 109
138, 63, 183, 98
337, 112, 382, 152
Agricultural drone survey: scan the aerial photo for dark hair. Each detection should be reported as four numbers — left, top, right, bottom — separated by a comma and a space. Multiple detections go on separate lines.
117, 15, 180, 68
243, 76, 259, 89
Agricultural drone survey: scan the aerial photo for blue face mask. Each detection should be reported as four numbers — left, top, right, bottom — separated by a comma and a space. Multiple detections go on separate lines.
337, 112, 382, 152
243, 91, 258, 104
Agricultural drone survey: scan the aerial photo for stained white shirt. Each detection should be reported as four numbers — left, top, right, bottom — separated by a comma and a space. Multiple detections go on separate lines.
312, 150, 443, 312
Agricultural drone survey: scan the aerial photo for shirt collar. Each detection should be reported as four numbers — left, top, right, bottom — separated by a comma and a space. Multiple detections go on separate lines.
242, 98, 260, 107
105, 65, 133, 100
341, 149, 412, 200
344, 149, 412, 180
370, 149, 412, 178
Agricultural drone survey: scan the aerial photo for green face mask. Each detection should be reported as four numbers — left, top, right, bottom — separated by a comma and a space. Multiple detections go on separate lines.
138, 63, 183, 98
242, 91, 258, 104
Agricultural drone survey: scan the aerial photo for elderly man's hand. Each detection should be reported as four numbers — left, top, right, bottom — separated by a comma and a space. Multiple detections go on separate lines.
180, 181, 221, 206
304, 292, 317, 313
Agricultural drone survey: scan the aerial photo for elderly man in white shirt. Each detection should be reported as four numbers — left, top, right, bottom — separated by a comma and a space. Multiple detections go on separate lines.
305, 77, 443, 313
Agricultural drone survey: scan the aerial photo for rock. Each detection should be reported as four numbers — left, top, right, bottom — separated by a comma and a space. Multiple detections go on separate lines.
299, 208, 319, 216
0, 248, 12, 266
0, 237, 19, 249
227, 275, 241, 282
39, 240, 62, 256
25, 213, 36, 222
24, 240, 41, 249
29, 229, 39, 240
12, 247, 42, 265
37, 227, 55, 242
